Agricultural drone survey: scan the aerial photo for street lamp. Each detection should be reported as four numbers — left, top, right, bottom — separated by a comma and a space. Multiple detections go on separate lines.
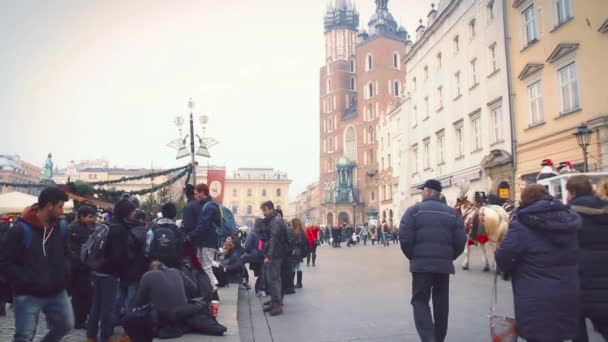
574, 123, 593, 172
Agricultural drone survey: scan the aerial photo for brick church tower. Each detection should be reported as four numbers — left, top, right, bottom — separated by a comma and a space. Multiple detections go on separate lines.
319, 0, 407, 227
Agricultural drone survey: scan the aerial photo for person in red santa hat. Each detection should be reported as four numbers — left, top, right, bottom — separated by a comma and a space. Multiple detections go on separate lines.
536, 159, 559, 181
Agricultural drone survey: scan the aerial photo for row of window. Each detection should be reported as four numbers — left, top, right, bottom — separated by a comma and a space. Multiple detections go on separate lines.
411, 104, 504, 174
411, 42, 499, 96
362, 51, 402, 72
231, 203, 282, 216
522, 0, 572, 47
527, 62, 580, 126
231, 188, 282, 197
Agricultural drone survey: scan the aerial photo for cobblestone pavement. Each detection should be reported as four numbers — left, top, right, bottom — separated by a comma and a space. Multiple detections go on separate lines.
239, 242, 604, 342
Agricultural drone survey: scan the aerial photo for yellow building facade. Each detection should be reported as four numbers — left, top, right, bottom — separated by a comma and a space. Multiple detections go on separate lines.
507, 0, 608, 194
223, 168, 291, 228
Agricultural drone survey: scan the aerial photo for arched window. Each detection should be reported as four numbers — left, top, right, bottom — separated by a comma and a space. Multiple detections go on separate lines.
393, 52, 400, 69
366, 53, 373, 71
344, 125, 357, 161
350, 59, 355, 73
394, 81, 400, 96
327, 79, 332, 93
328, 117, 333, 131
368, 82, 374, 98
350, 77, 356, 90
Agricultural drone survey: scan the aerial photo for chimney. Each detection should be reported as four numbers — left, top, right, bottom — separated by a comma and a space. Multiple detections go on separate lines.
427, 4, 438, 27
416, 19, 426, 40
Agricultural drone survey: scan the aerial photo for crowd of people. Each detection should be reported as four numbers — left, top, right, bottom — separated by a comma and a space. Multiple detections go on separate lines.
0, 182, 327, 341
318, 221, 399, 248
399, 176, 608, 342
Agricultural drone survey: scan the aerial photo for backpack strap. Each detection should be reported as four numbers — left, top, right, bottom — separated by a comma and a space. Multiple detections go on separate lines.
20, 220, 69, 249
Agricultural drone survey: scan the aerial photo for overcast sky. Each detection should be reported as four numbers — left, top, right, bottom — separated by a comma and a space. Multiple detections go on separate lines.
0, 0, 431, 199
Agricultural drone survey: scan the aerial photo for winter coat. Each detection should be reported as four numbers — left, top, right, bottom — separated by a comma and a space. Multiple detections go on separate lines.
96, 218, 131, 279
569, 195, 608, 317
399, 197, 466, 274
182, 198, 202, 236
289, 229, 308, 265
241, 230, 264, 264
192, 197, 220, 249
305, 227, 320, 247
0, 205, 71, 297
495, 196, 581, 341
68, 220, 94, 272
370, 228, 378, 240
264, 213, 289, 260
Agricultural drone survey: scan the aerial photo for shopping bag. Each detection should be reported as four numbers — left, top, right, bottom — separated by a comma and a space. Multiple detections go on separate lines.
489, 272, 517, 342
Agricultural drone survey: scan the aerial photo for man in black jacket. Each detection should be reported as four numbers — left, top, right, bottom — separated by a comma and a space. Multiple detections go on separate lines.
399, 180, 466, 342
68, 205, 96, 329
0, 187, 73, 342
261, 201, 288, 316
567, 175, 608, 341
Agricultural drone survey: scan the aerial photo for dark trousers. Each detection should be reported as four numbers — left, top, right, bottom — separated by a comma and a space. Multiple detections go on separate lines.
264, 259, 283, 302
411, 273, 450, 342
70, 270, 92, 327
281, 259, 293, 291
87, 274, 118, 341
306, 244, 317, 265
575, 313, 608, 342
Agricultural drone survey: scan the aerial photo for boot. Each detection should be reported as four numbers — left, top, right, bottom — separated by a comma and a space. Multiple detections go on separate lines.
269, 301, 283, 316
295, 271, 303, 288
290, 271, 296, 289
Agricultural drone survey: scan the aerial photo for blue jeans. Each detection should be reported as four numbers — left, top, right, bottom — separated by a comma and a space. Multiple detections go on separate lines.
115, 281, 138, 324
12, 289, 74, 342
87, 274, 118, 341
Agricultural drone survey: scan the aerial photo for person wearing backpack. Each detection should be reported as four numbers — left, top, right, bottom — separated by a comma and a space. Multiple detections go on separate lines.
190, 184, 221, 300
86, 198, 136, 342
0, 187, 74, 342
146, 202, 184, 268
68, 205, 97, 330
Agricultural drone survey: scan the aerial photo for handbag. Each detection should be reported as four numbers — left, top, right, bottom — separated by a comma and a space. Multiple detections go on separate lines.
489, 272, 517, 342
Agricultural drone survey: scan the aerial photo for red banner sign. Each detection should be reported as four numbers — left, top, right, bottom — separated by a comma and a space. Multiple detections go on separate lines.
206, 169, 226, 204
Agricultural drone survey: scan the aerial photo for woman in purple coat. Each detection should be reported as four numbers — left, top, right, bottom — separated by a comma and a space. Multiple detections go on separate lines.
496, 184, 581, 342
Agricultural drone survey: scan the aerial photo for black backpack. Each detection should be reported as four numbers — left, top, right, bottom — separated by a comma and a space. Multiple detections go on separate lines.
80, 224, 111, 271
148, 223, 182, 266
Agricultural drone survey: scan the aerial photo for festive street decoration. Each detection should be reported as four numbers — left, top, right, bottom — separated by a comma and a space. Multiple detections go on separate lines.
1, 164, 192, 199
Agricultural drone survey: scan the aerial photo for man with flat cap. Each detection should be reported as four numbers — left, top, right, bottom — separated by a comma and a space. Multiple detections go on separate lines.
399, 179, 467, 342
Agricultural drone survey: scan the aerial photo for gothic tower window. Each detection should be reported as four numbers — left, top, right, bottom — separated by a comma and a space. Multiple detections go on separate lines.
393, 52, 400, 69
366, 53, 373, 71
394, 81, 400, 96
350, 59, 356, 73
350, 77, 356, 90
344, 125, 357, 161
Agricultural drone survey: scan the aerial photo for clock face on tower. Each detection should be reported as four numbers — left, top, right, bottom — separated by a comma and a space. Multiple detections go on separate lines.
210, 181, 222, 198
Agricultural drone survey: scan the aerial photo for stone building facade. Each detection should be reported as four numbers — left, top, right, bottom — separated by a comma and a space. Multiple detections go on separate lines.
507, 0, 608, 196
223, 168, 291, 228
319, 0, 407, 227
0, 155, 42, 196
398, 0, 514, 207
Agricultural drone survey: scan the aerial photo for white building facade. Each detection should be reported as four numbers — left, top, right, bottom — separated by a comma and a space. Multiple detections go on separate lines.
401, 0, 514, 206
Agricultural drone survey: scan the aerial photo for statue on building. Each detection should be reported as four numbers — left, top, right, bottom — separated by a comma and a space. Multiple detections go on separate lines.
42, 153, 54, 181
376, 0, 388, 10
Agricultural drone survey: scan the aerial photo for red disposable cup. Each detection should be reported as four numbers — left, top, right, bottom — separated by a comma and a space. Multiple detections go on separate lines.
210, 300, 219, 318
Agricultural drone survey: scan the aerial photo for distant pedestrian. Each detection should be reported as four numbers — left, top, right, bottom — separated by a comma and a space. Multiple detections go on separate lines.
0, 187, 74, 342
360, 224, 369, 245
242, 218, 266, 295
305, 225, 320, 267
496, 184, 581, 342
370, 226, 377, 245
399, 179, 466, 342
290, 219, 308, 288
566, 176, 608, 341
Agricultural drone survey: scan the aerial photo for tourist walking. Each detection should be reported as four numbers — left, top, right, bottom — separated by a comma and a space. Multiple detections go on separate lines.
496, 184, 581, 342
261, 201, 289, 316
305, 225, 320, 266
370, 226, 377, 245
566, 176, 608, 341
0, 187, 74, 342
324, 226, 331, 246
360, 223, 369, 245
68, 205, 96, 330
399, 179, 466, 342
